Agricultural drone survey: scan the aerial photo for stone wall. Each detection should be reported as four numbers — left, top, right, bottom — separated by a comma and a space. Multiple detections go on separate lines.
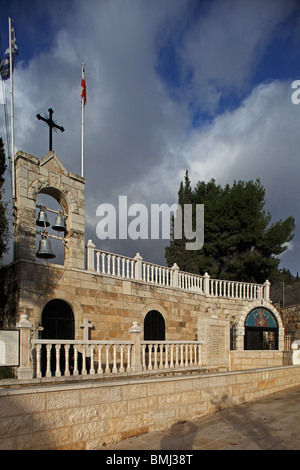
229, 351, 283, 371
277, 304, 300, 334
1, 366, 300, 450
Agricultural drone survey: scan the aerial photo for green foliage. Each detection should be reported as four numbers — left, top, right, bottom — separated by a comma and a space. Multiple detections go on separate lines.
165, 172, 295, 284
0, 367, 14, 379
0, 138, 9, 260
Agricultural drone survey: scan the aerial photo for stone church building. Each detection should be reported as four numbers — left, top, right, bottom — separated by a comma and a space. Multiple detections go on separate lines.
0, 149, 285, 373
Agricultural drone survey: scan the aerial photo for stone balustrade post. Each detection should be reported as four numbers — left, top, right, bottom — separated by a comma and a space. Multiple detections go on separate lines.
129, 321, 142, 372
16, 314, 34, 379
171, 263, 179, 288
134, 253, 143, 281
263, 280, 270, 301
291, 341, 300, 365
86, 239, 96, 271
203, 272, 210, 296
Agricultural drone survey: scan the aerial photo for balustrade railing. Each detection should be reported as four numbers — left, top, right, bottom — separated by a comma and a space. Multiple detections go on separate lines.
86, 240, 269, 301
178, 272, 204, 293
95, 250, 135, 279
209, 279, 262, 300
30, 338, 203, 379
141, 341, 202, 371
31, 340, 134, 378
142, 262, 173, 286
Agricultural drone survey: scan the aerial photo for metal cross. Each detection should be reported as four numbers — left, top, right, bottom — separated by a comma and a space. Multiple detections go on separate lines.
36, 108, 65, 152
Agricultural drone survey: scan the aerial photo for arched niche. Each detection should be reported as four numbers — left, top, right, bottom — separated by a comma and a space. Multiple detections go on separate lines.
41, 299, 75, 376
244, 307, 279, 350
144, 310, 166, 341
41, 299, 75, 340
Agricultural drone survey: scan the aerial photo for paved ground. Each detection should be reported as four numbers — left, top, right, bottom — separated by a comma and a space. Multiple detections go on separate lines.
102, 385, 300, 450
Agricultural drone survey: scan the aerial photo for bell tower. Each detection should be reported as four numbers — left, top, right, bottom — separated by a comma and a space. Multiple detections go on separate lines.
13, 150, 86, 269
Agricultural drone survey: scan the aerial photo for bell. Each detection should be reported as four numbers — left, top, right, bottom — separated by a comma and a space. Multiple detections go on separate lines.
52, 212, 66, 233
36, 207, 50, 227
36, 236, 56, 259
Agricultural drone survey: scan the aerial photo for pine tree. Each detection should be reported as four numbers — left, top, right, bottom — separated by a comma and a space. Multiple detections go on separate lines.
165, 173, 295, 284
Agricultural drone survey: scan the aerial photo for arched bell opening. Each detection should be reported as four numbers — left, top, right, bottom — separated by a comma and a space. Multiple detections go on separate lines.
36, 192, 67, 265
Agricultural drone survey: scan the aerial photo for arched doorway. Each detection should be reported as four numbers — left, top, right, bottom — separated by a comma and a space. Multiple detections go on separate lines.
144, 310, 165, 341
41, 299, 75, 375
244, 307, 278, 350
42, 299, 74, 339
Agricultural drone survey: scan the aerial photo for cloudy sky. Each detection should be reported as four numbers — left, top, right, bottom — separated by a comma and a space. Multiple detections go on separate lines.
1, 0, 300, 276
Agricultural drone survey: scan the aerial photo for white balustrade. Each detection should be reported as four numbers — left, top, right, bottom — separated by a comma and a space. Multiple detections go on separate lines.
141, 262, 173, 286
141, 341, 203, 371
209, 278, 261, 300
87, 245, 267, 301
95, 250, 135, 279
31, 338, 203, 379
31, 340, 134, 379
178, 272, 204, 293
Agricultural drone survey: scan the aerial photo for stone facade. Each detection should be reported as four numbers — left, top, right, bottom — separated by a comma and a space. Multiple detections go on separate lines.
0, 258, 284, 355
0, 150, 285, 368
0, 149, 295, 450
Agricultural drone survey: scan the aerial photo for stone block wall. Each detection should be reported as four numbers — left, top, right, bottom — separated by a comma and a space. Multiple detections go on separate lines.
0, 365, 300, 450
229, 351, 283, 371
277, 304, 300, 333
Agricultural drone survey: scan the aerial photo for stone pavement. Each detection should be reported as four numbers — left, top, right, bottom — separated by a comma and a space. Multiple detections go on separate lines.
102, 385, 300, 450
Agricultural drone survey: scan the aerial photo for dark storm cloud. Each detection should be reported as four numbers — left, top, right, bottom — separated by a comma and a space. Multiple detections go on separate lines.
1, 0, 300, 273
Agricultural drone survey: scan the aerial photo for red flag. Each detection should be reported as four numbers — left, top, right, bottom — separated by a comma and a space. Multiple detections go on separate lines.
81, 67, 86, 106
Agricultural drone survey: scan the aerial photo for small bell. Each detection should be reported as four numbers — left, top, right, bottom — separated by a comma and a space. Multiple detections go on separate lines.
36, 234, 56, 259
36, 207, 50, 227
52, 212, 67, 233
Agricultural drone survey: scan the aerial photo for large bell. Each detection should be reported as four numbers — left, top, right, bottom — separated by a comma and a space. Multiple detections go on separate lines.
36, 207, 50, 227
52, 212, 66, 233
36, 235, 56, 259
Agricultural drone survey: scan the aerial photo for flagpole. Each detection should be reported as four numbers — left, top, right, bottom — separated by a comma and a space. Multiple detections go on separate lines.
81, 62, 85, 178
9, 17, 15, 200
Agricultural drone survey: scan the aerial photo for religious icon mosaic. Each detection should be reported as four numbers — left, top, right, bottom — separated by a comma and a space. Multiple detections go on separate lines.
245, 308, 278, 328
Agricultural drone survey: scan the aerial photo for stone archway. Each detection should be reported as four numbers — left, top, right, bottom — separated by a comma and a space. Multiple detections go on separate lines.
41, 299, 75, 340
144, 310, 166, 341
41, 299, 75, 376
244, 307, 279, 350
234, 302, 284, 351
139, 304, 168, 340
